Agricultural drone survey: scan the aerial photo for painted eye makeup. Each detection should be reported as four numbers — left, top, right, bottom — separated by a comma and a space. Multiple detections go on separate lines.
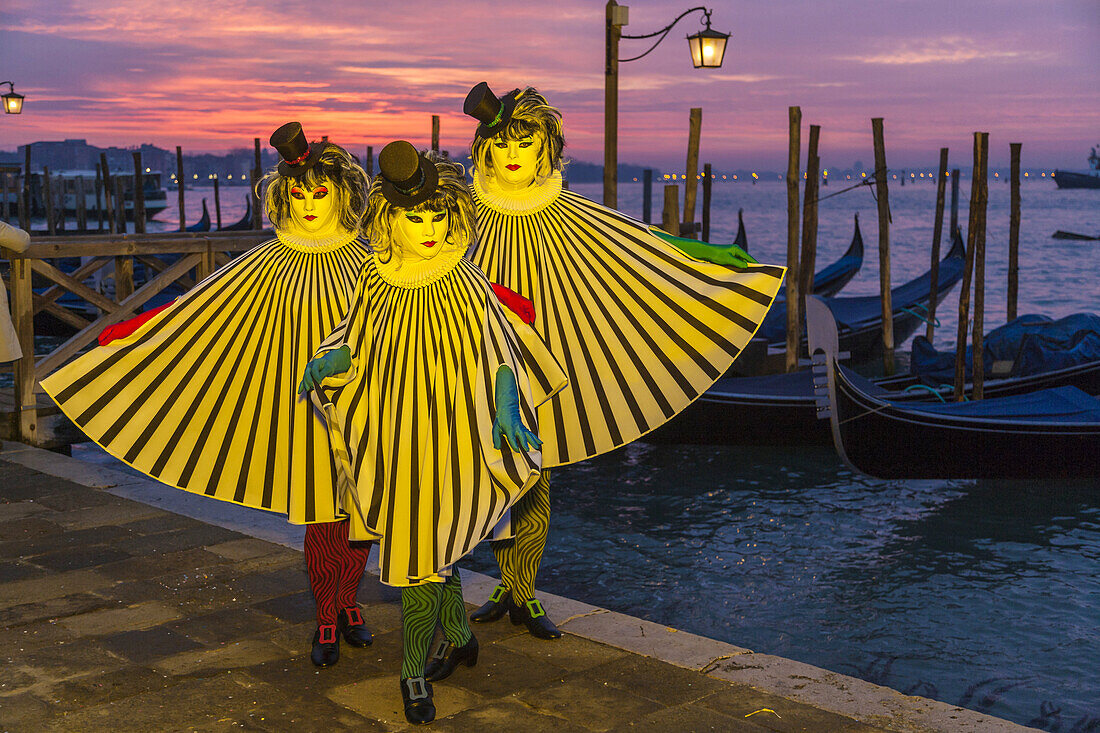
290, 188, 305, 200
518, 141, 534, 148
431, 213, 446, 223
405, 214, 423, 223
313, 187, 329, 199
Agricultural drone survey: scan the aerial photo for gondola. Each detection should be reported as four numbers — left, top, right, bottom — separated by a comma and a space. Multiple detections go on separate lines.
774, 213, 865, 298
182, 199, 211, 232
218, 197, 253, 231
805, 295, 1100, 479
758, 229, 965, 364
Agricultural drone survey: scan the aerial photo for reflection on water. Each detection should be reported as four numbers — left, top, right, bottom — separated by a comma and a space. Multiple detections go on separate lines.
464, 442, 1100, 729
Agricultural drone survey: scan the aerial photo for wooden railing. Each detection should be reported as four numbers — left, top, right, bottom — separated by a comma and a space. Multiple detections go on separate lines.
3, 230, 272, 445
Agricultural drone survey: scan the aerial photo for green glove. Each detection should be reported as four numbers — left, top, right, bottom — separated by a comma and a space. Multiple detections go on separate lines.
492, 365, 542, 452
298, 345, 351, 395
649, 226, 757, 267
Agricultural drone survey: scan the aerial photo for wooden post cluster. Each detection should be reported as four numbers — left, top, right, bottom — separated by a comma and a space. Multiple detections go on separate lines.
785, 106, 802, 373
701, 163, 712, 242
1007, 142, 1022, 322
176, 146, 186, 231
927, 147, 949, 342
954, 132, 989, 401
871, 117, 894, 375
799, 124, 821, 314
682, 108, 702, 239
251, 138, 262, 230
662, 185, 680, 236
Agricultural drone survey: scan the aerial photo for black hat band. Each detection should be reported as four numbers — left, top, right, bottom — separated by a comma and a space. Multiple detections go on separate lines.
284, 145, 311, 166
393, 167, 426, 196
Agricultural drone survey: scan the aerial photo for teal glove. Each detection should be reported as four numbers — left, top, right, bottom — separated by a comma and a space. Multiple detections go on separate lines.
650, 226, 757, 267
298, 346, 352, 395
492, 365, 542, 452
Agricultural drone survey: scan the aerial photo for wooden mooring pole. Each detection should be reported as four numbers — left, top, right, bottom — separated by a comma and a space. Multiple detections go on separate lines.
114, 178, 126, 234
132, 152, 146, 234
251, 138, 263, 230
22, 146, 32, 230
100, 153, 115, 235
682, 108, 702, 239
94, 164, 104, 232
213, 175, 222, 230
75, 176, 87, 232
176, 146, 186, 231
950, 168, 960, 238
954, 133, 986, 402
43, 167, 56, 235
785, 106, 802, 373
927, 147, 949, 342
662, 184, 680, 236
799, 125, 821, 318
701, 163, 712, 242
972, 133, 990, 400
1, 172, 9, 223
56, 177, 67, 233
871, 117, 895, 375
642, 168, 652, 224
432, 115, 440, 154
366, 146, 374, 177
1007, 143, 1022, 322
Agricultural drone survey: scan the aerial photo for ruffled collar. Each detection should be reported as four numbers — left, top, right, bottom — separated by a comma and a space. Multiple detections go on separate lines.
373, 244, 466, 289
473, 169, 563, 215
275, 226, 360, 253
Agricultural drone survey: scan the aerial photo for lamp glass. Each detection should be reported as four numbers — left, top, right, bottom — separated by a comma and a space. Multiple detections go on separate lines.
686, 28, 729, 69
3, 92, 24, 115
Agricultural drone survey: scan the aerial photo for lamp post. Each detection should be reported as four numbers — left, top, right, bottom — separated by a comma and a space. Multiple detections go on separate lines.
2, 82, 25, 115
603, 2, 729, 207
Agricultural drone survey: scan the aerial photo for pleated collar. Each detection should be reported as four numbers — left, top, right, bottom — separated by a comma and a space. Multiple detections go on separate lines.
473, 169, 563, 215
372, 244, 466, 289
275, 226, 361, 253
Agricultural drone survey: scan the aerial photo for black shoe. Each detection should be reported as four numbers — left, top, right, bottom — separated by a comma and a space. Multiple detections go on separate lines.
310, 625, 339, 667
509, 598, 562, 640
470, 585, 511, 623
424, 635, 479, 682
400, 676, 435, 725
337, 606, 373, 647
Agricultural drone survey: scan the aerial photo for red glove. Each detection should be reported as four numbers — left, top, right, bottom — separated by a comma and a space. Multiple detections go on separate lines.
492, 283, 535, 325
98, 300, 175, 345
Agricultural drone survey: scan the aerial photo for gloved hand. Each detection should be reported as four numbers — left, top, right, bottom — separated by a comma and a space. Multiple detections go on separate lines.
650, 227, 757, 267
492, 365, 542, 452
298, 345, 352, 394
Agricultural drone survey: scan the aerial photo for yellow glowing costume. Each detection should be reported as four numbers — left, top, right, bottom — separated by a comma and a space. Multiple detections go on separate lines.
313, 245, 566, 587
470, 170, 786, 466
41, 230, 370, 524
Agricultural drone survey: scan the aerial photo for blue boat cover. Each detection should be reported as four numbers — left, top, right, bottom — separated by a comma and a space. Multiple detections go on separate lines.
911, 313, 1100, 381
888, 385, 1100, 423
711, 368, 889, 398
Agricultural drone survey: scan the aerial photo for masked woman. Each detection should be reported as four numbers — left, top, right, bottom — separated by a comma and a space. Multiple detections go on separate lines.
41, 123, 376, 669
299, 141, 565, 725
462, 83, 786, 638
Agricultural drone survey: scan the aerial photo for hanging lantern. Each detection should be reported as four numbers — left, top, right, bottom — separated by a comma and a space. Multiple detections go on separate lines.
2, 82, 24, 115
686, 13, 729, 69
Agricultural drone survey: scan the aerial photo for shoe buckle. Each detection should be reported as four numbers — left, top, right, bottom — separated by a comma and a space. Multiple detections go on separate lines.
489, 585, 508, 603
344, 606, 364, 626
405, 676, 429, 701
526, 599, 546, 618
318, 625, 337, 644
429, 639, 452, 662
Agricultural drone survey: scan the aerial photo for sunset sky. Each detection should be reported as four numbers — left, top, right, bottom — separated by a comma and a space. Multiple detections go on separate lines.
1, 0, 1097, 170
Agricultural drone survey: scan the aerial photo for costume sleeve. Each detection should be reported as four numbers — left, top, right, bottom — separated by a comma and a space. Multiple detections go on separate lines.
0, 221, 30, 253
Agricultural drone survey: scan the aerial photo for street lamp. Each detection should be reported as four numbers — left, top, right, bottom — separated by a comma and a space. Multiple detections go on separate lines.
2, 82, 24, 115
604, 2, 729, 207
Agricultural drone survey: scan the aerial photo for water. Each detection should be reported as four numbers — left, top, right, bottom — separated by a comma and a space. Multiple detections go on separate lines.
15, 179, 1100, 729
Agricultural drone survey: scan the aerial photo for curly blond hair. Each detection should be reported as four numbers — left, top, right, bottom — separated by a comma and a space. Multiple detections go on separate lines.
259, 143, 368, 232
470, 87, 565, 184
365, 152, 477, 262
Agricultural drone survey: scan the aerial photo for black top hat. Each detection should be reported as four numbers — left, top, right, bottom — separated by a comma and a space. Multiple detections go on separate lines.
378, 141, 440, 208
270, 121, 330, 177
464, 82, 518, 139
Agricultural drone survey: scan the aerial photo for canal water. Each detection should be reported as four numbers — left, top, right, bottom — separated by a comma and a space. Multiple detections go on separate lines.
14, 177, 1100, 729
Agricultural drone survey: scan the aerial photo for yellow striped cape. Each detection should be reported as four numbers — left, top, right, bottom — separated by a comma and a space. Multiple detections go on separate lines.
470, 171, 785, 466
313, 247, 566, 587
40, 232, 371, 524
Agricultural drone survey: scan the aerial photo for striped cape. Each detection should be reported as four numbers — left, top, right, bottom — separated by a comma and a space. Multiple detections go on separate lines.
40, 233, 371, 524
470, 171, 786, 466
312, 251, 566, 587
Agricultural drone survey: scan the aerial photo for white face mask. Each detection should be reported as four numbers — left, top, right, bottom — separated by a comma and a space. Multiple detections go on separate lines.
488, 134, 542, 191
392, 208, 450, 262
287, 176, 342, 236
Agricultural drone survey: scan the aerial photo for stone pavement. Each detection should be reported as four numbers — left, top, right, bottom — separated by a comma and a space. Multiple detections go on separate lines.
0, 450, 1037, 733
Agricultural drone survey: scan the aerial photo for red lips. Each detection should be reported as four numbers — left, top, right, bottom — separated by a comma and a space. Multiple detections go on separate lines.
304, 215, 317, 221
422, 240, 437, 247
506, 164, 521, 171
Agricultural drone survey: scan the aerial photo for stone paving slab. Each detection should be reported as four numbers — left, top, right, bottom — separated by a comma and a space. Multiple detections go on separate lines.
0, 446, 1040, 732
